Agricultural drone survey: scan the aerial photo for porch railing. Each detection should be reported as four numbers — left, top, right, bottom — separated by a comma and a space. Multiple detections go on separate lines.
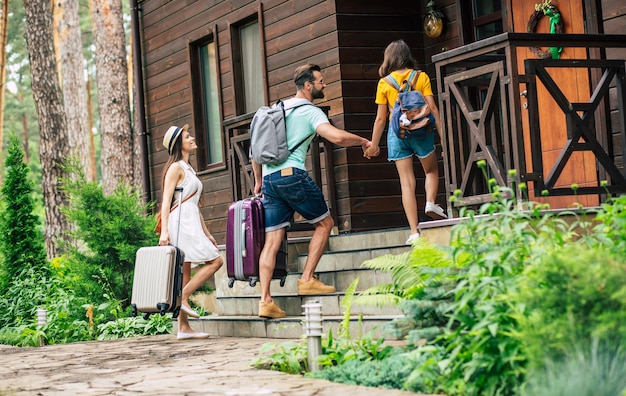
223, 109, 337, 232
433, 32, 626, 216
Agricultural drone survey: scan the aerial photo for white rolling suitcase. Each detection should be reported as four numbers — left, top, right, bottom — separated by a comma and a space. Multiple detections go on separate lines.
131, 187, 184, 319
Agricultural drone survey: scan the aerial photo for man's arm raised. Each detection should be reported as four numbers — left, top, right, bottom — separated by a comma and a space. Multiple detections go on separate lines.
315, 122, 372, 156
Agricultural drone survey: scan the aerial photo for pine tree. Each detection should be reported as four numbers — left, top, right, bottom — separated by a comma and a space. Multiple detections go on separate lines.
0, 135, 48, 293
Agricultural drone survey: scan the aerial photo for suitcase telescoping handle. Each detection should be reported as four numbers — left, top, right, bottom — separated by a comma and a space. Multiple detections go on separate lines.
241, 209, 247, 258
240, 194, 261, 258
174, 186, 183, 247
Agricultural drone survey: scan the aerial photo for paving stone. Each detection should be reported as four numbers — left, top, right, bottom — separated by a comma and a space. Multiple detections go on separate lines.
1, 336, 425, 395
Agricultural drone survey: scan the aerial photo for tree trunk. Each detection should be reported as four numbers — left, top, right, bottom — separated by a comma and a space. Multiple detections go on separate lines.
87, 77, 97, 181
54, 0, 91, 180
0, 0, 9, 165
22, 0, 71, 259
128, 32, 143, 188
90, 0, 133, 195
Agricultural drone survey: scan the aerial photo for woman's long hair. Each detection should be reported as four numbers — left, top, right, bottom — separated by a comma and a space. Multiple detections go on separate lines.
160, 138, 183, 194
378, 39, 416, 77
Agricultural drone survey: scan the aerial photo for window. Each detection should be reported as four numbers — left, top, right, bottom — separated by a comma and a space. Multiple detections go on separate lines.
189, 35, 224, 170
200, 42, 222, 165
462, 0, 504, 42
231, 17, 266, 114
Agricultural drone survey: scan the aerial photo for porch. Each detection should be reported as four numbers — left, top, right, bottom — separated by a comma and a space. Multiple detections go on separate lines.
433, 32, 626, 215
226, 33, 626, 227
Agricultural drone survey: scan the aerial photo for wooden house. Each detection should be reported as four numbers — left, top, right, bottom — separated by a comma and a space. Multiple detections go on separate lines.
133, 0, 626, 244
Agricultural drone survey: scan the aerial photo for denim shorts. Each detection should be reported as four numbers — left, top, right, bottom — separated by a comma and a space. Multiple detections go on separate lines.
387, 124, 436, 161
262, 167, 330, 231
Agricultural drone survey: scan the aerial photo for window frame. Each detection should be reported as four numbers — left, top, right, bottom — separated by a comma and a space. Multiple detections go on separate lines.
460, 0, 505, 43
188, 27, 226, 172
229, 10, 268, 116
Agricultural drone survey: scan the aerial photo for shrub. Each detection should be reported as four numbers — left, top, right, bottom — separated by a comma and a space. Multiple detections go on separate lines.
521, 341, 626, 396
514, 244, 626, 368
61, 161, 157, 306
0, 135, 48, 295
310, 351, 414, 389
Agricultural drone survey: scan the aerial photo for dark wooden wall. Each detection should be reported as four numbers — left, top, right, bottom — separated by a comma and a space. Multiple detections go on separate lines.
334, 0, 455, 231
140, 0, 456, 241
139, 0, 624, 242
601, 0, 626, 170
141, 0, 351, 243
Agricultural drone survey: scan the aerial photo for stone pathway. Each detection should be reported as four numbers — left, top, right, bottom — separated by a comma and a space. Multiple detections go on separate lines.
0, 335, 420, 395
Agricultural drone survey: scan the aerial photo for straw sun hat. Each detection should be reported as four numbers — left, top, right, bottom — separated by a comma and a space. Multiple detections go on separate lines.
163, 124, 188, 154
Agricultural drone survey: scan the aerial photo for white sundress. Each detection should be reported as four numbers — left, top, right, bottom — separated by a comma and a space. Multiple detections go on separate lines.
167, 160, 220, 265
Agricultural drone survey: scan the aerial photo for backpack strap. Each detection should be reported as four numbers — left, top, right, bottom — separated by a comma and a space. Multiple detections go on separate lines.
383, 69, 421, 92
278, 99, 316, 154
383, 74, 402, 91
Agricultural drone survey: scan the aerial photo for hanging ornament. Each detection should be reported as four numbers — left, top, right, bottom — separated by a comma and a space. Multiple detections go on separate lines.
527, 0, 564, 59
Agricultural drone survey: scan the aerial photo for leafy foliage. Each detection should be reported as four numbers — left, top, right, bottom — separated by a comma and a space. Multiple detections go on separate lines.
310, 352, 415, 389
97, 314, 172, 340
514, 243, 626, 367
521, 341, 626, 396
252, 341, 309, 374
61, 160, 157, 306
0, 135, 48, 295
359, 239, 455, 342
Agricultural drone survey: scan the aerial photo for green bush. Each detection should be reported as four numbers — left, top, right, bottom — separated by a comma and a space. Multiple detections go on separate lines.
514, 244, 626, 367
359, 239, 455, 343
521, 342, 626, 396
97, 314, 172, 340
0, 135, 48, 297
252, 341, 309, 374
252, 171, 626, 395
310, 352, 414, 389
61, 161, 157, 306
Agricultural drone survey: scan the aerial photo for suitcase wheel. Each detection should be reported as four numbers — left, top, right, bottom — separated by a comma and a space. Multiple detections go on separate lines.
131, 304, 137, 317
157, 303, 170, 315
228, 278, 235, 288
172, 306, 180, 319
279, 276, 286, 287
142, 312, 150, 320
249, 279, 257, 287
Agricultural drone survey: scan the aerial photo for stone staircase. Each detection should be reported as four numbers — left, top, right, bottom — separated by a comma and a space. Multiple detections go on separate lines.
186, 222, 455, 339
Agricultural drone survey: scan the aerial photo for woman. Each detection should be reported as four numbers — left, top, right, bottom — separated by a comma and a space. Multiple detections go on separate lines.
159, 124, 223, 340
365, 39, 447, 245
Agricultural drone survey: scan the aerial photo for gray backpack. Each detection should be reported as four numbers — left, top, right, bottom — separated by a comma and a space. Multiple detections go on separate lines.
249, 99, 314, 165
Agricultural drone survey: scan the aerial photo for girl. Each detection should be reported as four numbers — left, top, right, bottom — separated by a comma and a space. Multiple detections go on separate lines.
159, 124, 223, 340
365, 40, 447, 245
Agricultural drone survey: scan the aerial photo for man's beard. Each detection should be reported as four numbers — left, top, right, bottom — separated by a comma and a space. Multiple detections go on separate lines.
312, 86, 325, 99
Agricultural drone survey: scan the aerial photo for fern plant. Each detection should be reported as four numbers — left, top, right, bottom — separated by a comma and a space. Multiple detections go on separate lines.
355, 239, 457, 342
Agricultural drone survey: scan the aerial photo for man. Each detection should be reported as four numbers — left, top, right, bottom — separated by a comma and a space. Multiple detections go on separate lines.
252, 64, 374, 319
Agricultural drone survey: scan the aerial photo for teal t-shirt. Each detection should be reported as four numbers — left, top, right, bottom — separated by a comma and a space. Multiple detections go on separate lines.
262, 98, 329, 176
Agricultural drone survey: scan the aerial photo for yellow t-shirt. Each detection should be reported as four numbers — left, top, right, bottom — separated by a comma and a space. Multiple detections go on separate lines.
375, 69, 434, 112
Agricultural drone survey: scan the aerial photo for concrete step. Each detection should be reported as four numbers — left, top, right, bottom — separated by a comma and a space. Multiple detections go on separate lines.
184, 314, 403, 339
216, 265, 396, 299
326, 228, 410, 251
203, 226, 453, 339
295, 244, 409, 273
215, 292, 403, 317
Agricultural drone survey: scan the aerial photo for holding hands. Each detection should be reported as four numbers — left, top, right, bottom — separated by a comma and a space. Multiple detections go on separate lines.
364, 144, 380, 159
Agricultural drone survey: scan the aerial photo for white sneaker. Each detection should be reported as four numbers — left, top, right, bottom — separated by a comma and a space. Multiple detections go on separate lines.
405, 233, 420, 245
425, 202, 448, 220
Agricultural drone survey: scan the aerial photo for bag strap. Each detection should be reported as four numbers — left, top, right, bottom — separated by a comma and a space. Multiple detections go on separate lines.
277, 99, 316, 154
383, 69, 421, 92
170, 188, 197, 213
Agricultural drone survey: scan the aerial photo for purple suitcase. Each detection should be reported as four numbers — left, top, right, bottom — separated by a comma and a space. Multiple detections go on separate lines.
226, 197, 287, 288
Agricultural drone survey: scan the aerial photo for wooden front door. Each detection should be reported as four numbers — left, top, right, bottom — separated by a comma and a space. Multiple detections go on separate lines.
510, 0, 599, 208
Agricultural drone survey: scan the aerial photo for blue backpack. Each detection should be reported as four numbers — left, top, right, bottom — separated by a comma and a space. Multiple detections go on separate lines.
384, 70, 434, 139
